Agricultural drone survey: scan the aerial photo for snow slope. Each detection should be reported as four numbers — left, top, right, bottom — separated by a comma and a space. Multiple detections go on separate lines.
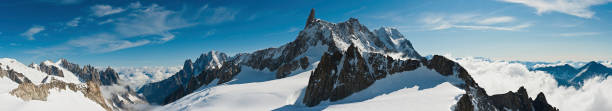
42, 60, 82, 84
160, 62, 467, 111
157, 68, 313, 111
1, 58, 48, 85
0, 58, 105, 111
324, 82, 464, 111
0, 76, 104, 111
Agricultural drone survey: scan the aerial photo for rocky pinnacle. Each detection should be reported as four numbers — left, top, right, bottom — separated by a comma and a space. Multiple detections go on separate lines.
305, 8, 315, 29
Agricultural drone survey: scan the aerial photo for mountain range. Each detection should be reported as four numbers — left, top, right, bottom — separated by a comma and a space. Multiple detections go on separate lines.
0, 9, 559, 111
533, 61, 612, 87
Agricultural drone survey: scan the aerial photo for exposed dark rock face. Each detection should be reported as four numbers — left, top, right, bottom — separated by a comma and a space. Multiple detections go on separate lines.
455, 94, 474, 111
100, 67, 120, 85
36, 63, 64, 77
425, 55, 478, 88
302, 51, 559, 110
533, 92, 558, 111
276, 57, 309, 78
305, 8, 315, 28
163, 60, 242, 104
0, 66, 32, 84
303, 44, 422, 106
454, 86, 558, 111
59, 59, 119, 85
302, 50, 343, 106
139, 51, 241, 105
138, 60, 194, 104
489, 87, 534, 110
138, 9, 559, 111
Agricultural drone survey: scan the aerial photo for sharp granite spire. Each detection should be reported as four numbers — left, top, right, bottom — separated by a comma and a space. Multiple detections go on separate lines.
305, 8, 316, 29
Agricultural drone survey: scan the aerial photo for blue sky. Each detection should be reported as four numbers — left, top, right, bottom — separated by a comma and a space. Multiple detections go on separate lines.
1, 0, 611, 67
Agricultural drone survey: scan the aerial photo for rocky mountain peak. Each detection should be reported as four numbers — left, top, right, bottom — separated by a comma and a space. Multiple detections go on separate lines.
194, 50, 228, 73
305, 8, 316, 29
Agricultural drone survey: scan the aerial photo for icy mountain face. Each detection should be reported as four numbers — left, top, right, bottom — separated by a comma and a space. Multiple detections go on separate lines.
138, 51, 233, 104
0, 58, 111, 111
139, 9, 425, 105
59, 59, 120, 85
193, 50, 228, 76
137, 9, 558, 111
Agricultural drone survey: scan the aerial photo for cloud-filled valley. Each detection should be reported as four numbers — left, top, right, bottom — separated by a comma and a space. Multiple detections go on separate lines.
452, 56, 612, 111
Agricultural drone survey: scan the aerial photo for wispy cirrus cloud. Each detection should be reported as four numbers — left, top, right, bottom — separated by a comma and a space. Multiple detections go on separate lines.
20, 25, 45, 40
559, 32, 601, 37
421, 13, 530, 31
68, 33, 151, 53
91, 4, 125, 17
66, 17, 81, 27
476, 16, 515, 25
204, 7, 238, 25
500, 0, 612, 18
29, 3, 239, 56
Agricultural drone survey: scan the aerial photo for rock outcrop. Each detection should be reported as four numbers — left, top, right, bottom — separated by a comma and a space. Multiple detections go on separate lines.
6, 76, 111, 111
0, 66, 32, 84
454, 87, 558, 111
303, 44, 422, 106
59, 59, 119, 85
35, 62, 64, 77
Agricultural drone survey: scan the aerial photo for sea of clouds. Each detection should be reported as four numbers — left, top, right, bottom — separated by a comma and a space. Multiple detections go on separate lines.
450, 56, 612, 111
114, 66, 182, 90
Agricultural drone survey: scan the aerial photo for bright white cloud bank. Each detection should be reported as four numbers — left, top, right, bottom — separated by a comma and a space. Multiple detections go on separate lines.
114, 66, 182, 90
452, 57, 612, 111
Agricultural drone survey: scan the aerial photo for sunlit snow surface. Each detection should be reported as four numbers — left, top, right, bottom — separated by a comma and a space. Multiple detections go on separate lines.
160, 64, 465, 111
157, 68, 311, 111
324, 82, 463, 111
0, 58, 105, 111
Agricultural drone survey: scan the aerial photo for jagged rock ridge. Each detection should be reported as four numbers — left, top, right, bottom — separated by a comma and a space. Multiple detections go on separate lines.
137, 9, 559, 111
59, 59, 120, 85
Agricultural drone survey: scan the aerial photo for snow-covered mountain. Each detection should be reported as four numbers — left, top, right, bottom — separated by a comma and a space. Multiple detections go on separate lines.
533, 61, 612, 87
1, 9, 560, 111
140, 9, 558, 111
0, 58, 148, 111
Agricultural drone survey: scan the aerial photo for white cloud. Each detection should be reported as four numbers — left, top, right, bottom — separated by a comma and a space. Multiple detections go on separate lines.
68, 33, 150, 53
421, 14, 529, 31
20, 25, 45, 40
476, 16, 515, 25
91, 4, 125, 17
66, 17, 81, 27
114, 66, 182, 90
454, 23, 531, 31
452, 57, 612, 111
98, 19, 114, 25
114, 4, 195, 43
28, 3, 212, 56
501, 0, 612, 18
559, 32, 601, 37
205, 7, 238, 25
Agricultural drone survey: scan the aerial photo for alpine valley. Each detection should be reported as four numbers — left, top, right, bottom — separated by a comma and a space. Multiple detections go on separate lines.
0, 9, 561, 111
